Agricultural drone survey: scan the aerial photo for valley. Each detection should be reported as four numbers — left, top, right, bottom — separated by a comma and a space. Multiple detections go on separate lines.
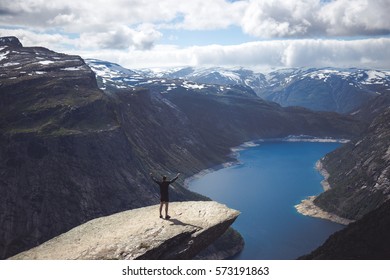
1, 36, 389, 260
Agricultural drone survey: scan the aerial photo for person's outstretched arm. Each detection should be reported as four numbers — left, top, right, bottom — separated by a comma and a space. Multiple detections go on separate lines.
170, 173, 180, 183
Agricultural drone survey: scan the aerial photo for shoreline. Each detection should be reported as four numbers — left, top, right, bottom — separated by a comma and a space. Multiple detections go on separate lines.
185, 136, 348, 189
185, 135, 354, 225
184, 140, 259, 188
295, 159, 355, 225
295, 196, 354, 225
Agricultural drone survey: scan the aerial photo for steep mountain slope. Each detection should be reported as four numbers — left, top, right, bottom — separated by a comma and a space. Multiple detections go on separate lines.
298, 106, 390, 259
313, 107, 390, 220
0, 37, 114, 135
0, 37, 364, 259
0, 37, 207, 258
301, 199, 390, 260
349, 92, 390, 122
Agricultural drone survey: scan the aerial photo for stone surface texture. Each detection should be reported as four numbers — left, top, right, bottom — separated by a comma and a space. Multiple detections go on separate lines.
10, 201, 239, 260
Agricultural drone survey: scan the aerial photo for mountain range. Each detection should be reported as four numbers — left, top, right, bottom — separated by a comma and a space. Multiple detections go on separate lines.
1, 36, 389, 259
86, 59, 390, 123
124, 64, 390, 114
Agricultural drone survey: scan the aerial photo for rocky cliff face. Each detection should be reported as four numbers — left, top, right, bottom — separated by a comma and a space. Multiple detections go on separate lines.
0, 37, 365, 259
9, 201, 239, 260
1, 37, 224, 259
301, 199, 390, 260
314, 107, 390, 220
0, 37, 113, 135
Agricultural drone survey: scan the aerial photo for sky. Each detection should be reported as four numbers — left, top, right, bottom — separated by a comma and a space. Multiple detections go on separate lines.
1, 0, 390, 70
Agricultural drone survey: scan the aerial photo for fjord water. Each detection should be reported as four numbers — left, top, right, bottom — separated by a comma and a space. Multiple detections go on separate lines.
189, 141, 345, 259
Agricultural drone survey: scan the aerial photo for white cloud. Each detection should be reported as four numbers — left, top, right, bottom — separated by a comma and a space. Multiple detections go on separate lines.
241, 0, 322, 38
0, 0, 389, 70
0, 28, 77, 51
241, 0, 390, 38
72, 38, 390, 70
319, 0, 390, 36
0, 0, 171, 50
4, 28, 387, 70
132, 24, 163, 50
1, 0, 390, 52
0, 0, 245, 31
77, 24, 162, 50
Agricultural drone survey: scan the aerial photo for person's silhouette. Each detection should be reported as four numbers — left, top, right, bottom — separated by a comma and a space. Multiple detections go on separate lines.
150, 172, 180, 219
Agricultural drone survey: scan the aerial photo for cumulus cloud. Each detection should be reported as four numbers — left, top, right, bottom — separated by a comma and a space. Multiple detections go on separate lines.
278, 39, 390, 68
72, 38, 390, 70
0, 28, 77, 51
132, 24, 163, 50
1, 0, 390, 51
0, 0, 169, 50
241, 0, 390, 38
0, 0, 389, 70
0, 0, 244, 31
3, 26, 388, 70
77, 24, 162, 50
319, 0, 390, 36
0, 0, 247, 51
0, 25, 161, 51
198, 38, 390, 69
241, 0, 322, 37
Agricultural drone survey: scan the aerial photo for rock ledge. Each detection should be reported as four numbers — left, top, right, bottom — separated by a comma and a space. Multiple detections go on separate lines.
10, 201, 239, 260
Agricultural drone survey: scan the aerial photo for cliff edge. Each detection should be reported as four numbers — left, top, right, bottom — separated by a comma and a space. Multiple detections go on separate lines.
9, 201, 239, 260
314, 107, 390, 220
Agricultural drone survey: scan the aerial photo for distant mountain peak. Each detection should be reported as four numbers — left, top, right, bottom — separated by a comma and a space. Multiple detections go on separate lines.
0, 36, 23, 48
85, 58, 390, 115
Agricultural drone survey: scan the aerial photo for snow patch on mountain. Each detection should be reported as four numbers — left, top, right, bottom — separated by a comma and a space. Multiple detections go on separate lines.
86, 58, 390, 113
38, 60, 55, 65
362, 70, 390, 85
182, 81, 206, 90
0, 50, 10, 61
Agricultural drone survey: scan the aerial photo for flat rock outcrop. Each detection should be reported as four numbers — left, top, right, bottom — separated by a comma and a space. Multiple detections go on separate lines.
10, 201, 239, 260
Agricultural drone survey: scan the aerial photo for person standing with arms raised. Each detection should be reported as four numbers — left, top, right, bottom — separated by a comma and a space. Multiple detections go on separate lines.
150, 172, 180, 219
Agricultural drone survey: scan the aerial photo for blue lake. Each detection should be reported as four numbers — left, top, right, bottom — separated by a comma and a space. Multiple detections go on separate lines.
189, 141, 345, 259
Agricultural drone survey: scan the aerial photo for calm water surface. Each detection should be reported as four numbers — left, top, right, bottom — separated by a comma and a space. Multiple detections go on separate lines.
189, 141, 345, 259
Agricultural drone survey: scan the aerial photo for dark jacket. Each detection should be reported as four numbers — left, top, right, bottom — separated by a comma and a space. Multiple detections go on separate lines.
151, 175, 179, 202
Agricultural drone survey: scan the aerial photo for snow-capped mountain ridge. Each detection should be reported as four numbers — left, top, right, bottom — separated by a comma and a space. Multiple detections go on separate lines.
86, 59, 257, 98
136, 66, 390, 88
86, 59, 390, 114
